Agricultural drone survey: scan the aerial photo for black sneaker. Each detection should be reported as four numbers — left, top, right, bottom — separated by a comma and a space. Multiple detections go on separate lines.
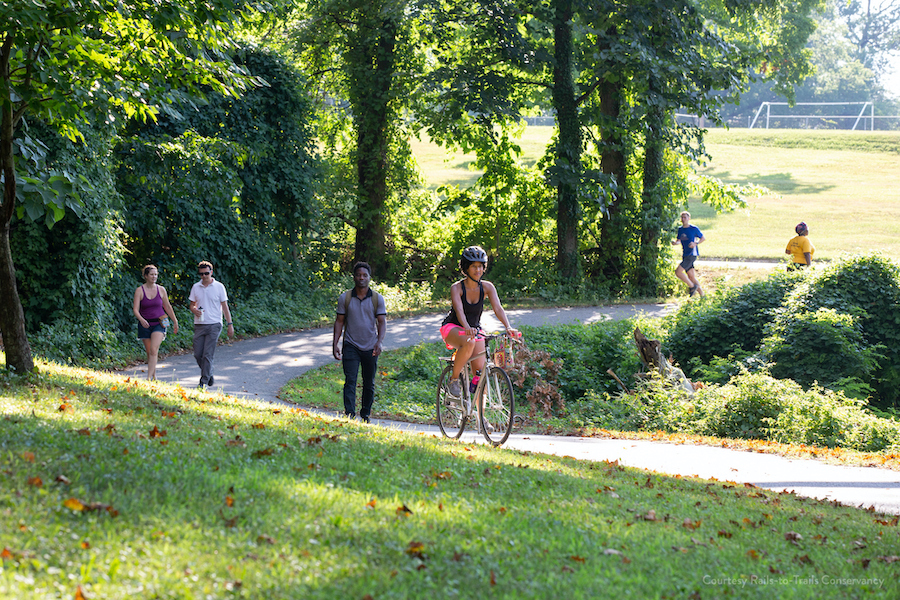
447, 379, 462, 398
208, 376, 214, 386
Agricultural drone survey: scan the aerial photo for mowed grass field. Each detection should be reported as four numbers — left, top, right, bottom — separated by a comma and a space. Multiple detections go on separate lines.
410, 128, 900, 263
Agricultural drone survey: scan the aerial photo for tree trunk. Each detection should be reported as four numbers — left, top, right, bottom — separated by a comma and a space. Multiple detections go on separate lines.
349, 16, 396, 275
636, 73, 665, 294
552, 0, 581, 281
597, 65, 628, 282
0, 99, 35, 373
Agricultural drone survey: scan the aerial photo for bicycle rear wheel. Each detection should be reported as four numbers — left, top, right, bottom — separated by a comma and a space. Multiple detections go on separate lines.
437, 364, 467, 439
479, 365, 514, 446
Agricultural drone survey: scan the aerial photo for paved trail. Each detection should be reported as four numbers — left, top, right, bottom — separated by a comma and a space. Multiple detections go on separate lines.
141, 301, 900, 515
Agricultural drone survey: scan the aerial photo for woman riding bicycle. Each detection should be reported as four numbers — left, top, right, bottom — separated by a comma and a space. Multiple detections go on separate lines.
440, 245, 519, 398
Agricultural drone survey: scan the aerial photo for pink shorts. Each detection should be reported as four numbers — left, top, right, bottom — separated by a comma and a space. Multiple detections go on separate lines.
440, 324, 483, 350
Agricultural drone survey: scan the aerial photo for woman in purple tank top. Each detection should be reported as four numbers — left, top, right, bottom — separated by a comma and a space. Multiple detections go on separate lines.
132, 264, 179, 380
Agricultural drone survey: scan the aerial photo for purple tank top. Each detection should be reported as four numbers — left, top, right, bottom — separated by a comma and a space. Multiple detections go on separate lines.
140, 286, 165, 322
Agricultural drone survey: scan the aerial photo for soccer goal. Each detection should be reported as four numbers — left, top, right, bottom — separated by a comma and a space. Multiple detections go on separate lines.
749, 101, 874, 130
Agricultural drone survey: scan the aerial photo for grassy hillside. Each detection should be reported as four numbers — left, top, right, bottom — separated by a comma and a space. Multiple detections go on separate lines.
411, 128, 900, 262
2, 363, 899, 598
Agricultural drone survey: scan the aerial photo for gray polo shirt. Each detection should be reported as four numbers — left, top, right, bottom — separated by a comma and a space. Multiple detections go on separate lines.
337, 288, 386, 351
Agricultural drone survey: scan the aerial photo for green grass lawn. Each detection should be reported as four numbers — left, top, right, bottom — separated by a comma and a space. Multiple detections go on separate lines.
3, 364, 900, 599
410, 127, 900, 262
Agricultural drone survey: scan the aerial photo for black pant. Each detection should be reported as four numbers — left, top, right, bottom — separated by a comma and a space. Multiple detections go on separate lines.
342, 342, 377, 419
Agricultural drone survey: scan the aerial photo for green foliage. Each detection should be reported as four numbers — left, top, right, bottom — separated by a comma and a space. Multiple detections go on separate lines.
117, 48, 322, 304
11, 121, 130, 335
762, 307, 881, 388
783, 254, 900, 405
518, 319, 663, 402
665, 271, 802, 375
586, 370, 900, 451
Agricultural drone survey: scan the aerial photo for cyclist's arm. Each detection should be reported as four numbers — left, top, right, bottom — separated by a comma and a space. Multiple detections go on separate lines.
484, 281, 519, 337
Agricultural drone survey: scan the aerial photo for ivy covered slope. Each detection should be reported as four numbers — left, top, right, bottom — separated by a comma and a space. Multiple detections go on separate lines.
12, 48, 334, 368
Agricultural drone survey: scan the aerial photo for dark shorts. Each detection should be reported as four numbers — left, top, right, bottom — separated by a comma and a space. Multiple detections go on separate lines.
138, 322, 166, 339
787, 262, 808, 272
679, 255, 698, 271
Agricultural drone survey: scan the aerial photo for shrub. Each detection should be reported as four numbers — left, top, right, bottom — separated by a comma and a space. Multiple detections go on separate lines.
664, 272, 802, 377
583, 369, 900, 451
576, 374, 694, 432
519, 318, 662, 403
781, 254, 900, 407
761, 307, 881, 389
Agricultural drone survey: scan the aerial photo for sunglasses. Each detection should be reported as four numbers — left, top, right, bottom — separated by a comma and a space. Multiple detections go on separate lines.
198, 271, 211, 276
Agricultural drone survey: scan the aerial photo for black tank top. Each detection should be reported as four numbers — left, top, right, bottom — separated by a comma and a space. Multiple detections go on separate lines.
442, 280, 484, 328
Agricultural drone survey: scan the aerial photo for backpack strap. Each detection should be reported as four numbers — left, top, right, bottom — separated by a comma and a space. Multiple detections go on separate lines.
347, 289, 384, 319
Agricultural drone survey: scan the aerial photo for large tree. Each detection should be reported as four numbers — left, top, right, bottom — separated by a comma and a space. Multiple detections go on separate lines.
0, 0, 262, 373
290, 0, 417, 275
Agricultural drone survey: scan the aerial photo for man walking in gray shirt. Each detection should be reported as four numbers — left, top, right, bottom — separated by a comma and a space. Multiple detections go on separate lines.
332, 262, 387, 422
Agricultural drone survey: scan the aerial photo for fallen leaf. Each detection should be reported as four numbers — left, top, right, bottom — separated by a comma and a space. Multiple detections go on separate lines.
257, 534, 276, 545
406, 541, 426, 559
251, 423, 266, 430
74, 585, 87, 600
878, 555, 900, 564
81, 541, 90, 549
27, 476, 43, 487
252, 448, 274, 458
22, 452, 35, 462
1, 548, 13, 559
76, 428, 91, 436
396, 504, 413, 517
682, 518, 701, 530
570, 555, 585, 563
225, 496, 234, 508
785, 531, 803, 544
63, 498, 86, 511
148, 426, 166, 438
746, 549, 760, 560
365, 499, 376, 509
490, 570, 496, 585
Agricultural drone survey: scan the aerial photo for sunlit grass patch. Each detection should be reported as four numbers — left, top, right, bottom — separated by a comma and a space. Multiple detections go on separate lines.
2, 361, 899, 599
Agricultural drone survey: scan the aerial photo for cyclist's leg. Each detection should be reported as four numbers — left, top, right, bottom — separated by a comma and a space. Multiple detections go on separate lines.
443, 327, 483, 379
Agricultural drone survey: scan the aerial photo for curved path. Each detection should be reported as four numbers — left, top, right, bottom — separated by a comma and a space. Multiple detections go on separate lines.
141, 302, 900, 515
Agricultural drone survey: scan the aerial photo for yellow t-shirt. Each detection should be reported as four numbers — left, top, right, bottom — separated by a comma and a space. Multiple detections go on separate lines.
786, 235, 815, 264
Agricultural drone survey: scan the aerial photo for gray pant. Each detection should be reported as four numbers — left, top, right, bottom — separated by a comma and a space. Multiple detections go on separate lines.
193, 323, 223, 385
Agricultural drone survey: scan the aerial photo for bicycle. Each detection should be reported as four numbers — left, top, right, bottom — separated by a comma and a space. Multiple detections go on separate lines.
436, 331, 520, 446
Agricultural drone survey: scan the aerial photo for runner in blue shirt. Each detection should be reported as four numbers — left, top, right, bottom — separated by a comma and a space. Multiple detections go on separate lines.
670, 211, 705, 297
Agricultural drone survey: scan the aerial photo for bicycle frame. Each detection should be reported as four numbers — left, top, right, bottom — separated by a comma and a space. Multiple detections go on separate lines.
437, 331, 519, 445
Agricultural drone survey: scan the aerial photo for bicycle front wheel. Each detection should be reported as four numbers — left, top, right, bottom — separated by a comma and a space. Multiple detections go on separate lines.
437, 364, 467, 439
479, 365, 514, 446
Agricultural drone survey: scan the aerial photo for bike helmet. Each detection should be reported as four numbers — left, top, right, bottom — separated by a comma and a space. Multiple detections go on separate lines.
460, 245, 488, 274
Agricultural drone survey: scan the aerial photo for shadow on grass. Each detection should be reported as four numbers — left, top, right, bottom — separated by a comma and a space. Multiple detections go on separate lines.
5, 371, 900, 598
706, 169, 837, 196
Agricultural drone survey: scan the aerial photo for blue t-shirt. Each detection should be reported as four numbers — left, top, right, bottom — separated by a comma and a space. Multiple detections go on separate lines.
676, 225, 703, 257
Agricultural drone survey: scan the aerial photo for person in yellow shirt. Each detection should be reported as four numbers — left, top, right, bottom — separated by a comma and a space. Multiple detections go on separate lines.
785, 222, 815, 270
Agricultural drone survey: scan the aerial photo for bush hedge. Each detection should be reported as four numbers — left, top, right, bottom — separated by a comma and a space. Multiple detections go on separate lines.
582, 370, 900, 452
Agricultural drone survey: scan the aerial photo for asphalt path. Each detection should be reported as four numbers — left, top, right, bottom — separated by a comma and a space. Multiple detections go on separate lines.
138, 299, 900, 515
